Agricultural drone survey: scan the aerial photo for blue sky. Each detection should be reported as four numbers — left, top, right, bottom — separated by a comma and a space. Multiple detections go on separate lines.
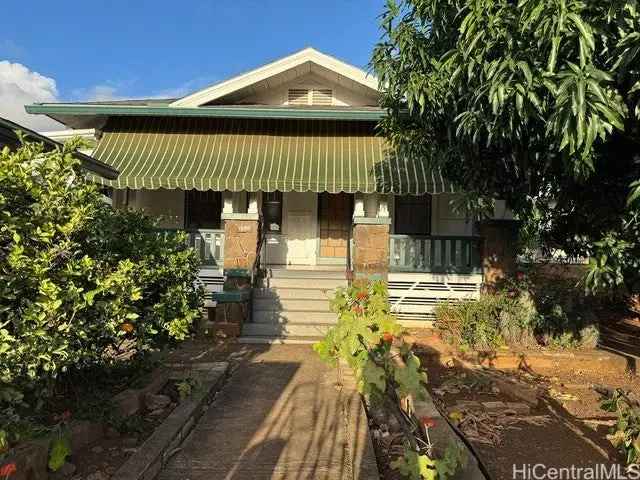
0, 1, 384, 129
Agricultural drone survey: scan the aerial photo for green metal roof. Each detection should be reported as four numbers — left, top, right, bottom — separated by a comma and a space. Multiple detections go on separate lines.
26, 103, 387, 122
92, 116, 451, 194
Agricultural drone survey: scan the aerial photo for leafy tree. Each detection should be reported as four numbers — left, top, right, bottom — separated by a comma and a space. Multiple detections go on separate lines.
0, 139, 203, 415
372, 0, 640, 294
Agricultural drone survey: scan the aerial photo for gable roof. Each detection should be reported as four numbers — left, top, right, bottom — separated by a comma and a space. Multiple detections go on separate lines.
170, 47, 379, 108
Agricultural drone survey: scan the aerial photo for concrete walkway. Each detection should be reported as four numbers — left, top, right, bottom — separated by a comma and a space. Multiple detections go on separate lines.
158, 345, 379, 480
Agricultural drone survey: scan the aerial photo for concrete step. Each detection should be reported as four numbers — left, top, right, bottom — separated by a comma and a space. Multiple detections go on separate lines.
254, 287, 336, 301
252, 310, 337, 324
268, 269, 346, 280
253, 298, 332, 313
268, 277, 347, 290
238, 335, 324, 345
242, 322, 335, 337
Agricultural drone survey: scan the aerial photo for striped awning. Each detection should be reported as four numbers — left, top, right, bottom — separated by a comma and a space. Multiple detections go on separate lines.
93, 116, 452, 194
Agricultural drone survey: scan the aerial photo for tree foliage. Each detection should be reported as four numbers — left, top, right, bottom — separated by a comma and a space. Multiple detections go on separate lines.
601, 388, 640, 465
373, 0, 640, 293
0, 139, 203, 412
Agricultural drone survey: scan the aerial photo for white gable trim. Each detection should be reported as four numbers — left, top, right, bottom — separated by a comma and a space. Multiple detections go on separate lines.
170, 47, 379, 108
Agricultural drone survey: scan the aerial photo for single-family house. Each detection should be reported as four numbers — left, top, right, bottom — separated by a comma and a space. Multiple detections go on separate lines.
27, 48, 517, 341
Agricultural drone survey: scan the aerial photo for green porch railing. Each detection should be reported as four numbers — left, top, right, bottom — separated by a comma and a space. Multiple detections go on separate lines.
389, 235, 482, 274
158, 228, 225, 267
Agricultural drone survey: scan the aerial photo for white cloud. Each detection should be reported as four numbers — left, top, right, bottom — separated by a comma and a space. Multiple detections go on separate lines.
0, 60, 63, 131
154, 77, 217, 99
0, 60, 219, 132
74, 76, 217, 102
70, 80, 137, 102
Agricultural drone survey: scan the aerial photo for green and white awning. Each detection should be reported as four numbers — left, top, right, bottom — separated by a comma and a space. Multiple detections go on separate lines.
93, 116, 452, 194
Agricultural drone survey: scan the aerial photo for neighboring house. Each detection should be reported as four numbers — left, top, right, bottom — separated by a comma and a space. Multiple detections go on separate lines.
0, 117, 118, 180
27, 47, 516, 340
39, 128, 98, 156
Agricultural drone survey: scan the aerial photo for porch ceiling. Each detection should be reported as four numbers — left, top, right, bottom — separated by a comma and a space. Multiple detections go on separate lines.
93, 116, 452, 194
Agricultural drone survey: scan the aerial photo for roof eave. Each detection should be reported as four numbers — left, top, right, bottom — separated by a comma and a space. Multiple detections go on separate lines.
26, 104, 386, 122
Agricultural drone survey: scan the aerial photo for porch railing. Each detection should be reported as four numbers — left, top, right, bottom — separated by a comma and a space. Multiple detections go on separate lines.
158, 228, 225, 267
389, 235, 482, 274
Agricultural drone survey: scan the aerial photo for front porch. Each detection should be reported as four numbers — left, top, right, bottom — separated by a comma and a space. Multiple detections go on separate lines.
148, 192, 483, 271
139, 189, 501, 325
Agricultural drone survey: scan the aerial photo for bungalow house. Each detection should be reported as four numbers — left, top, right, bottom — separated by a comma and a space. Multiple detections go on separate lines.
27, 48, 517, 341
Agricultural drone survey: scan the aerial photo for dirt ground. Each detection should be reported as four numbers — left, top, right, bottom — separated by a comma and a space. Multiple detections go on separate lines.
407, 329, 639, 480
66, 338, 250, 480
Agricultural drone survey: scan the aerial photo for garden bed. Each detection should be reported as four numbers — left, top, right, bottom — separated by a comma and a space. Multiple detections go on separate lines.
5, 339, 244, 480
409, 329, 639, 479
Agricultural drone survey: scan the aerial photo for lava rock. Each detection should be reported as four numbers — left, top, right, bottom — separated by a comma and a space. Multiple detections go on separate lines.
144, 393, 171, 411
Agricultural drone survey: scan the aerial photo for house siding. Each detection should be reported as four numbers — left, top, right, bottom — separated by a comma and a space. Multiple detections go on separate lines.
239, 72, 377, 107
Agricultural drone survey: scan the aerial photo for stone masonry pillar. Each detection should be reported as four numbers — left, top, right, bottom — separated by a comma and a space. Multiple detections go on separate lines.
476, 219, 520, 287
352, 219, 391, 282
222, 213, 259, 272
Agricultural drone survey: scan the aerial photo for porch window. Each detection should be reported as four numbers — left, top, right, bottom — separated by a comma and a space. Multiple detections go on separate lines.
263, 191, 283, 233
185, 190, 222, 229
394, 195, 432, 235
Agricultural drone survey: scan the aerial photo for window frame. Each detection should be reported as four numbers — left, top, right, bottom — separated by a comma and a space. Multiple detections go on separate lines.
393, 195, 432, 236
184, 190, 222, 230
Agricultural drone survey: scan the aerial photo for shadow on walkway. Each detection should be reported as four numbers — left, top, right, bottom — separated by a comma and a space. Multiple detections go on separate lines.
159, 344, 376, 480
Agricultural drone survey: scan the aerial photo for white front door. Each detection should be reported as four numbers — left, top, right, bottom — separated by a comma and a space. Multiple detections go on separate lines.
284, 192, 317, 265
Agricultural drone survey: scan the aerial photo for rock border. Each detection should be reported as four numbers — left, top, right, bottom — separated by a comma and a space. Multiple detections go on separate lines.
339, 364, 381, 479
412, 397, 487, 479
391, 348, 488, 480
113, 362, 230, 480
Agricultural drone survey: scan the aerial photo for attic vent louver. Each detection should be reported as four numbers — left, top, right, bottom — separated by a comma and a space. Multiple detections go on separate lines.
287, 88, 333, 106
311, 89, 333, 106
288, 89, 309, 105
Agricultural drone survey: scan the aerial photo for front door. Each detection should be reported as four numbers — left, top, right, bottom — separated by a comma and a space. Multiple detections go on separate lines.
318, 193, 352, 259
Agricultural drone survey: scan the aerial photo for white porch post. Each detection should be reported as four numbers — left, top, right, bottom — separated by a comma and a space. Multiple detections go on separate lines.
223, 191, 234, 214
353, 193, 365, 219
377, 195, 390, 218
248, 192, 260, 215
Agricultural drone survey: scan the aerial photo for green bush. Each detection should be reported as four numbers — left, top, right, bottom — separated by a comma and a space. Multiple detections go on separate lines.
0, 140, 203, 421
315, 282, 465, 479
601, 389, 640, 466
436, 268, 601, 351
435, 292, 537, 351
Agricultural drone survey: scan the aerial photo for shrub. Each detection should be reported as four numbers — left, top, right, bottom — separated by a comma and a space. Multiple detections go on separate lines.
315, 281, 466, 479
601, 389, 640, 466
0, 140, 203, 423
435, 292, 537, 351
436, 267, 602, 352
510, 268, 601, 348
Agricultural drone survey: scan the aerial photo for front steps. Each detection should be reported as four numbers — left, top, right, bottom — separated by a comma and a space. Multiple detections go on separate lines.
240, 269, 346, 343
